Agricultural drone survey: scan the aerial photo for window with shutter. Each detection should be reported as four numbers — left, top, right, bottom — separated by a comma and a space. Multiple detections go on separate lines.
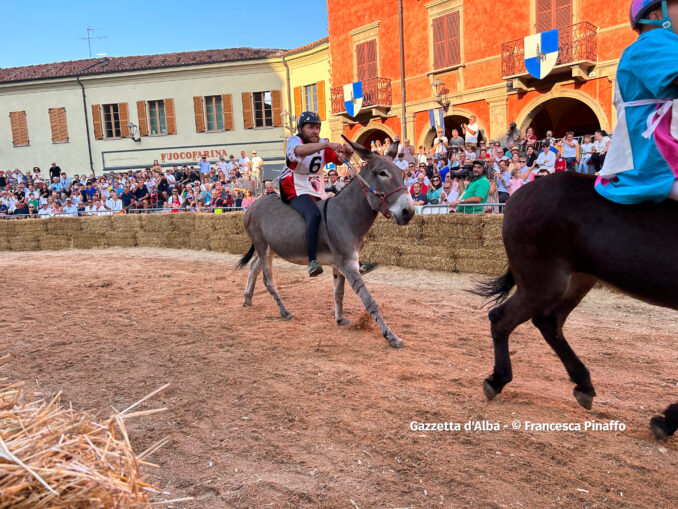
9, 111, 29, 146
103, 104, 121, 138
242, 92, 253, 129
271, 90, 283, 127
148, 100, 167, 135
137, 101, 149, 136
92, 104, 103, 140
355, 40, 378, 81
251, 91, 273, 128
293, 86, 302, 117
48, 107, 68, 143
165, 98, 176, 135
432, 11, 461, 70
119, 103, 130, 138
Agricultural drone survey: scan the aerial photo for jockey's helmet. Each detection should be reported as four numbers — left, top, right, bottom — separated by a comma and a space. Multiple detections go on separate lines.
297, 111, 322, 131
630, 0, 673, 31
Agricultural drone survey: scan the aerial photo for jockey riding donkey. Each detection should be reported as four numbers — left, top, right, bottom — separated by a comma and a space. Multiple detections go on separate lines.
477, 0, 678, 441
237, 112, 415, 348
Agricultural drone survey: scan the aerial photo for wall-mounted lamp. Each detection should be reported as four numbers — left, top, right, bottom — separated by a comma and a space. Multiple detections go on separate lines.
127, 122, 141, 142
430, 78, 451, 112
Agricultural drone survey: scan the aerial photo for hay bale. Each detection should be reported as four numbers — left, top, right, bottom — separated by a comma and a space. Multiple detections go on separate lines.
360, 242, 402, 266
136, 232, 168, 248
71, 233, 107, 249
454, 248, 507, 261
456, 257, 506, 276
170, 212, 198, 233
0, 239, 10, 251
14, 219, 47, 236
400, 253, 456, 272
80, 215, 112, 234
165, 231, 191, 249
46, 217, 81, 234
9, 238, 40, 251
39, 235, 71, 250
104, 232, 137, 247
110, 214, 143, 232
142, 214, 173, 233
224, 234, 252, 253
0, 378, 170, 507
213, 213, 246, 235
0, 221, 17, 236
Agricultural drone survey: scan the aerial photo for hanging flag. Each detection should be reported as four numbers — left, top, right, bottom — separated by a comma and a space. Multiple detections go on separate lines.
524, 29, 559, 80
343, 81, 363, 117
428, 108, 445, 129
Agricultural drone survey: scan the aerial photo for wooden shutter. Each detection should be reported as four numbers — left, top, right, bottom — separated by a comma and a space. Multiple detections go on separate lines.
555, 0, 572, 27
316, 81, 326, 121
48, 107, 68, 143
9, 111, 29, 146
537, 0, 554, 32
242, 92, 253, 129
137, 101, 149, 136
293, 86, 302, 116
271, 90, 283, 127
119, 102, 130, 138
165, 98, 176, 134
447, 12, 461, 67
356, 41, 367, 81
365, 39, 377, 79
193, 96, 205, 133
92, 104, 103, 140
432, 16, 446, 69
222, 94, 233, 131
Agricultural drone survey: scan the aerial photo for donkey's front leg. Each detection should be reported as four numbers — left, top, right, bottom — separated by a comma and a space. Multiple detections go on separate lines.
332, 268, 349, 325
338, 260, 403, 348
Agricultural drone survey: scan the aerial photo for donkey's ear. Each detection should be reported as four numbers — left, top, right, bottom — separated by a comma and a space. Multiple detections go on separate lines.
342, 135, 372, 161
385, 140, 400, 161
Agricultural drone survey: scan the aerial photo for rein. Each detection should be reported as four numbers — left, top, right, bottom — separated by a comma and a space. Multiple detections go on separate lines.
337, 156, 406, 219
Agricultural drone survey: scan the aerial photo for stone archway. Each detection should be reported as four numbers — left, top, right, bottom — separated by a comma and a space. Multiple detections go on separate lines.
515, 89, 610, 139
417, 108, 487, 150
351, 123, 397, 149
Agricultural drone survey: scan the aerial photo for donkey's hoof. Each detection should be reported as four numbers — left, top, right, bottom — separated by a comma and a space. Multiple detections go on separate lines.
573, 388, 594, 410
650, 416, 670, 442
336, 318, 350, 326
483, 379, 498, 401
386, 334, 404, 349
281, 312, 294, 321
243, 300, 252, 307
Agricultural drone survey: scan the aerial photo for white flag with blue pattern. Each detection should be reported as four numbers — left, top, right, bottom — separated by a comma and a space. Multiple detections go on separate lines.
524, 29, 559, 80
343, 81, 363, 117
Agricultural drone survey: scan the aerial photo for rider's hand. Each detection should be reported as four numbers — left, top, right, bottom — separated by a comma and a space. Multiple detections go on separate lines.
341, 144, 354, 158
327, 142, 344, 153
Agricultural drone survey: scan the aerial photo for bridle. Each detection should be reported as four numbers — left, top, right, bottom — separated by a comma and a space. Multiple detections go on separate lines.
338, 156, 407, 219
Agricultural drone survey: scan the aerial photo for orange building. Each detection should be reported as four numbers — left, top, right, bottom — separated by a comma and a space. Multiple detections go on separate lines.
326, 0, 635, 148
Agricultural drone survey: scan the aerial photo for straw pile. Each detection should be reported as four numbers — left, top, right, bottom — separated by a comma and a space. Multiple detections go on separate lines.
104, 232, 137, 248
0, 373, 184, 508
73, 217, 111, 249
0, 222, 17, 250
46, 217, 81, 235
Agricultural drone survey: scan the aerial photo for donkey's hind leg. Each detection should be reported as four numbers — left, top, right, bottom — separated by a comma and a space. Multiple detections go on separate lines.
531, 274, 597, 409
651, 403, 678, 441
333, 268, 349, 326
532, 274, 596, 410
260, 247, 293, 320
243, 256, 262, 307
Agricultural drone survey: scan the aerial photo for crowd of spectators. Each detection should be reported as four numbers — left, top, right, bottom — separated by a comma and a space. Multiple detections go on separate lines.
383, 122, 611, 213
0, 150, 270, 219
2, 124, 611, 219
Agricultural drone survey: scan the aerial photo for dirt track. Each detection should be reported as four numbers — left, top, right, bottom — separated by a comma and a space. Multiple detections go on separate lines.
2, 249, 677, 508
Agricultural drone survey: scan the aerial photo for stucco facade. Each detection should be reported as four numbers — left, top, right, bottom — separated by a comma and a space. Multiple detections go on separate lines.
326, 0, 635, 148
0, 41, 332, 179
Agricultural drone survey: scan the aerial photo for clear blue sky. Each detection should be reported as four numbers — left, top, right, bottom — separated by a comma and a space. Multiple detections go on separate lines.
1, 0, 329, 68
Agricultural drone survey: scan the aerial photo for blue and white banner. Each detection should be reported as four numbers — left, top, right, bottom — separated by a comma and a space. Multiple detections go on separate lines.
524, 29, 559, 80
428, 108, 445, 130
343, 81, 363, 117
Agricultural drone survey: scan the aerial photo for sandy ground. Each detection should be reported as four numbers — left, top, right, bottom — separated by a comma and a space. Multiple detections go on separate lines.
2, 248, 676, 508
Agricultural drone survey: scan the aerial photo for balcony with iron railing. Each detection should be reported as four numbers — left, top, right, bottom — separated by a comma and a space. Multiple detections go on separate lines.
501, 22, 598, 81
331, 77, 392, 117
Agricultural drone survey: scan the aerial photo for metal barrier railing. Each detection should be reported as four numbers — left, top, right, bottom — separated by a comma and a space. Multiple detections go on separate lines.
418, 203, 506, 215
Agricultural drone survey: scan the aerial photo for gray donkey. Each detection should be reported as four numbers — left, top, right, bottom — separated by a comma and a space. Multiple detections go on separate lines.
236, 139, 415, 348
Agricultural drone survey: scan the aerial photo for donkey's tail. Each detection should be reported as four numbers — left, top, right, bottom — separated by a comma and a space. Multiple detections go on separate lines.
471, 269, 515, 306
236, 244, 256, 270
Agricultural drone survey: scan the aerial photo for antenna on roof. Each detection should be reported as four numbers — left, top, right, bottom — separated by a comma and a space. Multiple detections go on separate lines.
80, 27, 106, 59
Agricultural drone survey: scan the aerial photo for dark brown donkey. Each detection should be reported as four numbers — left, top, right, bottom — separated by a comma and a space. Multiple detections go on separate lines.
476, 172, 678, 441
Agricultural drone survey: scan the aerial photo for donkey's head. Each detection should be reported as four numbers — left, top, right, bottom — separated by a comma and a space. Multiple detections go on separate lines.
343, 137, 415, 225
